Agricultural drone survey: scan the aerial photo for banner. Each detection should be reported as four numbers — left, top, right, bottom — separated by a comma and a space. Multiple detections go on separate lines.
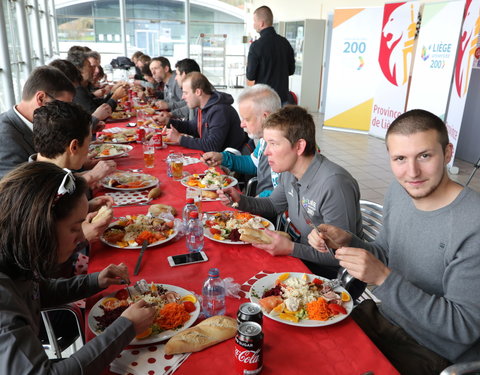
323, 7, 383, 131
369, 2, 420, 139
406, 1, 465, 119
445, 0, 480, 162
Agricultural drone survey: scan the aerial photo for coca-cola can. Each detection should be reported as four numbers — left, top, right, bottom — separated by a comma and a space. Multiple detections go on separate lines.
152, 133, 163, 149
237, 303, 263, 326
234, 321, 263, 375
136, 127, 145, 143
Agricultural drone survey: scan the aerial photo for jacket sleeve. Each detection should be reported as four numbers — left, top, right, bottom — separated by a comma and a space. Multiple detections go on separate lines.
246, 43, 259, 81
287, 42, 296, 76
221, 152, 257, 175
171, 103, 189, 119
179, 106, 231, 152
0, 120, 31, 179
169, 118, 198, 137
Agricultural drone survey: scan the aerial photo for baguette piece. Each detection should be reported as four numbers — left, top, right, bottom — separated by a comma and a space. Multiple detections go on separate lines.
164, 315, 237, 355
91, 205, 112, 224
148, 203, 177, 216
238, 228, 291, 244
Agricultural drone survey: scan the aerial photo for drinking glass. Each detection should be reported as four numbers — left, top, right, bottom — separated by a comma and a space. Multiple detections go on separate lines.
170, 153, 184, 180
143, 141, 155, 168
136, 109, 147, 127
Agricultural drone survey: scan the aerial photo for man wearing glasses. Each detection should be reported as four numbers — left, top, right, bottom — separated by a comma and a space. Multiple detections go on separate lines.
0, 66, 75, 179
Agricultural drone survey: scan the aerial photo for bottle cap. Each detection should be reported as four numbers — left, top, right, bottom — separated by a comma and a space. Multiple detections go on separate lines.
208, 268, 219, 278
189, 211, 198, 218
186, 198, 195, 204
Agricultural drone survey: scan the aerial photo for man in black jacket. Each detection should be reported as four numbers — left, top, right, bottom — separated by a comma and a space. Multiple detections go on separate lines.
246, 6, 295, 104
165, 72, 247, 152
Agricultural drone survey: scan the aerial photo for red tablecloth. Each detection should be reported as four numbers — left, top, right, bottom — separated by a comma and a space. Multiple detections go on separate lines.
86, 123, 399, 375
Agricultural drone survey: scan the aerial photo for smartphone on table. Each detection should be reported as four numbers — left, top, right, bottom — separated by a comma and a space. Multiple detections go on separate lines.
167, 251, 208, 267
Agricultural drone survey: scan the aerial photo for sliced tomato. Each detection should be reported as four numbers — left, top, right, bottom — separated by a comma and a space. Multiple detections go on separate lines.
205, 220, 216, 227
115, 289, 129, 300
210, 227, 221, 235
312, 278, 324, 286
182, 301, 196, 313
328, 302, 347, 315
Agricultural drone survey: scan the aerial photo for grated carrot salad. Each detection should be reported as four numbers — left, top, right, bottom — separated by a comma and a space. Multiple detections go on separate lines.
156, 303, 191, 330
306, 297, 331, 321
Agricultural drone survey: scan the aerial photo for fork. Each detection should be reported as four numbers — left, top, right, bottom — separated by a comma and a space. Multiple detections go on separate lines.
300, 203, 336, 258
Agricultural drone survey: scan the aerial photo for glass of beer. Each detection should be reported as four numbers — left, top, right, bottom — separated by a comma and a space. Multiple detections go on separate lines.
170, 153, 184, 179
136, 109, 147, 127
142, 140, 155, 168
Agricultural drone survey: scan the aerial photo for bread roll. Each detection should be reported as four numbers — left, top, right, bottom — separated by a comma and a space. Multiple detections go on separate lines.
91, 205, 112, 224
148, 203, 177, 216
164, 315, 237, 355
202, 190, 218, 199
239, 228, 291, 244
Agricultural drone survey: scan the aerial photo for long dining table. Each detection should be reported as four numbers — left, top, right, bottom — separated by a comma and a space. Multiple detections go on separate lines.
85, 119, 399, 375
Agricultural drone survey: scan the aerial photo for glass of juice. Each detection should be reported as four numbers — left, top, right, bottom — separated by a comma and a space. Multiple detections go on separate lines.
136, 109, 147, 127
170, 153, 184, 179
142, 140, 155, 168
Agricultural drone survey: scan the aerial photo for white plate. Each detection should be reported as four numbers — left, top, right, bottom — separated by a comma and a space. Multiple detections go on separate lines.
101, 219, 177, 249
90, 144, 133, 159
101, 172, 159, 191
203, 211, 274, 245
88, 284, 200, 345
180, 174, 238, 191
249, 272, 353, 327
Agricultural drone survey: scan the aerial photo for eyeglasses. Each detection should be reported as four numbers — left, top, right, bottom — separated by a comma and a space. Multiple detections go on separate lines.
53, 168, 76, 206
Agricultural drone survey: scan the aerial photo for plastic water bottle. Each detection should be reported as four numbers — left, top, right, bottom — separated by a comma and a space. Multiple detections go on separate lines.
182, 198, 198, 225
201, 268, 226, 317
186, 211, 204, 253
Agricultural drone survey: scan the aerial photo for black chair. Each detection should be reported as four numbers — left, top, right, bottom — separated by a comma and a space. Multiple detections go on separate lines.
245, 177, 258, 197
440, 361, 480, 375
40, 304, 85, 358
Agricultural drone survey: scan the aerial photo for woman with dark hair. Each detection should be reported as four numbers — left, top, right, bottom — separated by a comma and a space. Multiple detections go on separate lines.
0, 162, 155, 374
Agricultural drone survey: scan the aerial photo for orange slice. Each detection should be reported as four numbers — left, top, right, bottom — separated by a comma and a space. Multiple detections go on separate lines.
135, 327, 153, 340
101, 297, 120, 310
271, 302, 285, 314
279, 312, 299, 323
181, 294, 197, 303
275, 272, 290, 285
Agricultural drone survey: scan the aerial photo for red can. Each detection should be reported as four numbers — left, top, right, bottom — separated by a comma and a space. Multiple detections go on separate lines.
234, 322, 263, 375
237, 303, 263, 326
136, 127, 145, 143
152, 133, 163, 149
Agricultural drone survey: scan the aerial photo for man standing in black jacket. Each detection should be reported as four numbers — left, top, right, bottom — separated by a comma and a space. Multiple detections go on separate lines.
246, 6, 295, 104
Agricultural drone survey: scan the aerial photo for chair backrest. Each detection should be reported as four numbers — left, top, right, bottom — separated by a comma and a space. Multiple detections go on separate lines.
41, 304, 84, 359
360, 200, 383, 242
245, 177, 258, 197
440, 361, 480, 375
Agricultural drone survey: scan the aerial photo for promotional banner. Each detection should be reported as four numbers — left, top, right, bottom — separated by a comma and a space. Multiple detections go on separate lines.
406, 1, 465, 119
323, 7, 383, 132
369, 1, 420, 139
445, 0, 480, 162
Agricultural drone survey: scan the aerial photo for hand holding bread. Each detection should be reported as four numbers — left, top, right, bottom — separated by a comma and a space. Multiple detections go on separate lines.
164, 315, 237, 355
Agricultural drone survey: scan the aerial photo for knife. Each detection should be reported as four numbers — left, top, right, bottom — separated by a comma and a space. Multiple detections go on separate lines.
300, 203, 335, 258
133, 240, 148, 276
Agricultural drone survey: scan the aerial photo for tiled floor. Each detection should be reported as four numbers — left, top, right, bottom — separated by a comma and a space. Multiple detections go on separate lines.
313, 117, 480, 204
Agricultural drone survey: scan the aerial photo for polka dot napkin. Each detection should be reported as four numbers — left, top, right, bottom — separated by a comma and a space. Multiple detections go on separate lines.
110, 344, 190, 375
238, 270, 274, 299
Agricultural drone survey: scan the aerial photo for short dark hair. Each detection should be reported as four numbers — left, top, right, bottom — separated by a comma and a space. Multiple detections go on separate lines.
21, 66, 75, 101
67, 45, 91, 60
141, 64, 153, 77
152, 56, 171, 72
131, 51, 143, 60
49, 59, 83, 85
67, 50, 89, 70
184, 72, 213, 95
254, 6, 274, 26
386, 109, 449, 151
138, 54, 151, 65
33, 100, 92, 158
87, 51, 101, 61
175, 58, 201, 75
0, 162, 88, 278
263, 105, 316, 156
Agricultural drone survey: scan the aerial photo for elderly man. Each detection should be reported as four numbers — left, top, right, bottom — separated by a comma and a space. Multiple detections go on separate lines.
0, 66, 75, 179
165, 72, 247, 152
308, 109, 480, 375
246, 6, 295, 104
219, 106, 362, 278
201, 84, 281, 197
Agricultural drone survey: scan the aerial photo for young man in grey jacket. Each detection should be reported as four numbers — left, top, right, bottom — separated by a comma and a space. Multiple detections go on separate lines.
218, 106, 362, 277
308, 109, 480, 374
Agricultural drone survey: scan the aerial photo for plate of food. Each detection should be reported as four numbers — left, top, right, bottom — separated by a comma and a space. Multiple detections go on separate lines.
203, 211, 274, 244
102, 172, 158, 191
181, 168, 237, 191
107, 111, 133, 123
90, 144, 133, 159
101, 214, 176, 249
250, 272, 353, 327
88, 281, 200, 345
98, 129, 136, 143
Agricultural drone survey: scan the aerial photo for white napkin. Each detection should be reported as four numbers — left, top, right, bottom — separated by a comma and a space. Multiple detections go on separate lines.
110, 344, 190, 375
182, 156, 201, 166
